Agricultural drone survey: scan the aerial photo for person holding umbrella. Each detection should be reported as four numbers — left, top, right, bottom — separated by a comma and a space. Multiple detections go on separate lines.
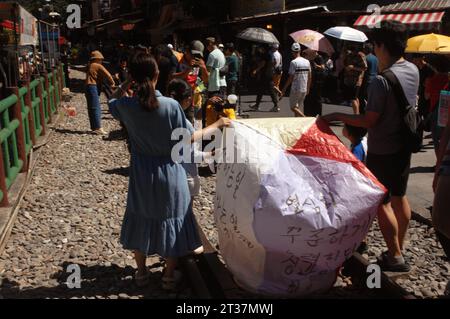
249, 46, 279, 112
85, 50, 115, 135
322, 21, 419, 272
236, 27, 280, 112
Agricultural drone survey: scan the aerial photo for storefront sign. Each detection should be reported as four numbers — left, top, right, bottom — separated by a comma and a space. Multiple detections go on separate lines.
0, 3, 37, 46
19, 5, 38, 46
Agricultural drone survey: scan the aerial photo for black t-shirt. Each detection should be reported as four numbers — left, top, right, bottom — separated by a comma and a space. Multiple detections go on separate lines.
254, 52, 273, 80
310, 56, 326, 96
419, 63, 434, 93
263, 52, 274, 79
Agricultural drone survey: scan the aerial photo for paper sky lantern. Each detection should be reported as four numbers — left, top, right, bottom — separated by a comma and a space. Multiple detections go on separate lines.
214, 117, 386, 297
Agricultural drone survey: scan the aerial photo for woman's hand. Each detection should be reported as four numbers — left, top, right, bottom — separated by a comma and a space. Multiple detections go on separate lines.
215, 117, 232, 128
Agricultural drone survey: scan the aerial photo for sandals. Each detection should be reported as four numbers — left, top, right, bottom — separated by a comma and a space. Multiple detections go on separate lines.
135, 270, 150, 288
161, 270, 182, 291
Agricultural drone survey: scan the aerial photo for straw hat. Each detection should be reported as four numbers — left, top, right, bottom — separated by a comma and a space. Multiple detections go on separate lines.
90, 50, 104, 60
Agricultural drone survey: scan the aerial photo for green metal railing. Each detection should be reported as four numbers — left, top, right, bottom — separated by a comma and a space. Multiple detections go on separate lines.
0, 64, 65, 206
0, 94, 23, 195
47, 72, 56, 114
18, 87, 32, 156
40, 76, 50, 124
30, 79, 43, 138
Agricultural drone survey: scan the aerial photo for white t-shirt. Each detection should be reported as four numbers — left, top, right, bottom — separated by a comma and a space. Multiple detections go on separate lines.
289, 57, 310, 93
206, 48, 227, 92
272, 50, 282, 70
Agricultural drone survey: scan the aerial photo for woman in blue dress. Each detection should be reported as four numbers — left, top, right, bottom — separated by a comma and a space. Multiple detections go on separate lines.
108, 53, 203, 289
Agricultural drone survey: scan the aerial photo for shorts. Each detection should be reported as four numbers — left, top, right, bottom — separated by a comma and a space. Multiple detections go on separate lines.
343, 84, 360, 101
289, 91, 307, 112
366, 150, 412, 202
187, 175, 201, 197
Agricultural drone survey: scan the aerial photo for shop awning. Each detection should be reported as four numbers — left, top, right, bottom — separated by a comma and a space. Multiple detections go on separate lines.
222, 5, 329, 24
354, 11, 446, 30
381, 0, 450, 12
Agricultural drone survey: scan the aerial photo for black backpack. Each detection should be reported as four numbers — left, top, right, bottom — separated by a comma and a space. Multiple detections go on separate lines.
382, 69, 423, 153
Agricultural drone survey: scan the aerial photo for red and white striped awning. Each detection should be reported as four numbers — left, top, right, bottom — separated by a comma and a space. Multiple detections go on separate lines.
354, 11, 445, 30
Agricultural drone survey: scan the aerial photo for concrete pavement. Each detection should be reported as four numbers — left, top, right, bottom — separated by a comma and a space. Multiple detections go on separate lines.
237, 94, 435, 220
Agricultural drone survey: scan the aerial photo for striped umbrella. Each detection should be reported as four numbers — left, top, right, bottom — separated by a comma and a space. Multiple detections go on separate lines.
237, 27, 280, 45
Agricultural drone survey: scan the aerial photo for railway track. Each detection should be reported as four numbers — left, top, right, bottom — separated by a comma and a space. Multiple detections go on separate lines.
181, 218, 427, 299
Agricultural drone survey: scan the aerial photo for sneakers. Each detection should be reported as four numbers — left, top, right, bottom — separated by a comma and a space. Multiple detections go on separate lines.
270, 106, 280, 112
376, 251, 411, 272
93, 128, 107, 135
249, 104, 259, 110
161, 270, 182, 291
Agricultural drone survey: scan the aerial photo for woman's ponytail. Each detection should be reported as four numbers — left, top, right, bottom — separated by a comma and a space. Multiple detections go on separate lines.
137, 77, 159, 111
129, 52, 160, 111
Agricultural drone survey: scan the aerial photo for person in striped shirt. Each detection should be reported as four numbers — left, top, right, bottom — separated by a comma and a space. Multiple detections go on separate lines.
281, 43, 311, 117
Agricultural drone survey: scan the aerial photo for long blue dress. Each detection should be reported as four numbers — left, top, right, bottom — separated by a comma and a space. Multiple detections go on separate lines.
108, 91, 201, 257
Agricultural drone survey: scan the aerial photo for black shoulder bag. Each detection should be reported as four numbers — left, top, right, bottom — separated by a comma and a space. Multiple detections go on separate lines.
381, 69, 423, 153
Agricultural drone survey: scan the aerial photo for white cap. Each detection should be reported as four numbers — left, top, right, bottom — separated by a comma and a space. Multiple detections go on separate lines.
218, 43, 224, 49
227, 94, 238, 104
291, 43, 301, 52
167, 44, 174, 50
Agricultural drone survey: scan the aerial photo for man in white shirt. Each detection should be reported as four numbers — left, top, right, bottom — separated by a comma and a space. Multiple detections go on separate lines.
281, 43, 311, 117
205, 37, 227, 97
271, 43, 283, 95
